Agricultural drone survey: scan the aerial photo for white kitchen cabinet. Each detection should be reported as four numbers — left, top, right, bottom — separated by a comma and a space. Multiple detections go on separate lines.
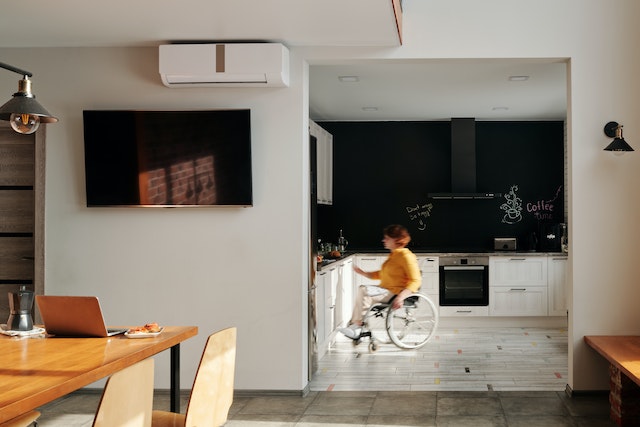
490, 256, 548, 287
315, 270, 328, 357
440, 306, 489, 316
417, 256, 439, 303
337, 258, 354, 328
490, 287, 548, 316
309, 120, 333, 205
316, 266, 337, 358
548, 256, 567, 316
489, 256, 548, 316
354, 255, 386, 286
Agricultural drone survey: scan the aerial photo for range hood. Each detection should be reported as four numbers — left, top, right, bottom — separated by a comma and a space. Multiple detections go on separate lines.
428, 118, 502, 200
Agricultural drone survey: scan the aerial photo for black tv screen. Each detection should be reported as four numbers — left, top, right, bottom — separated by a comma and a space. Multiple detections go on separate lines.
83, 109, 253, 207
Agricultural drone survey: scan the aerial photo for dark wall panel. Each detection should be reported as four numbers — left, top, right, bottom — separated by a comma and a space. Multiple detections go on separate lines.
317, 120, 565, 252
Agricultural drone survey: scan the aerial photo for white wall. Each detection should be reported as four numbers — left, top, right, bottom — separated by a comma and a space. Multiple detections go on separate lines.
1, 0, 639, 392
0, 47, 310, 391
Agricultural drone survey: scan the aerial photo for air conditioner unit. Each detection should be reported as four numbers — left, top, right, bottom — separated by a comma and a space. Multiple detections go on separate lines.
159, 43, 289, 88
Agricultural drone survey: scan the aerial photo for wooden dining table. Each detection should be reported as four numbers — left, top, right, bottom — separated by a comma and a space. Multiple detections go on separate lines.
0, 325, 198, 423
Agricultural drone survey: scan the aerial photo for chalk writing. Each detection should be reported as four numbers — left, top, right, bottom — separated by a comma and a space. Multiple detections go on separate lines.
500, 185, 523, 224
406, 203, 433, 231
527, 185, 562, 220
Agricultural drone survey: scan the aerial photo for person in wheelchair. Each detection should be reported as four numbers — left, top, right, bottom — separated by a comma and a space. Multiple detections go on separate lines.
339, 224, 422, 340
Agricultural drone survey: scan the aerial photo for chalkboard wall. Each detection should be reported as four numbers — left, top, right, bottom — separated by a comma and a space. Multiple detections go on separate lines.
316, 120, 565, 252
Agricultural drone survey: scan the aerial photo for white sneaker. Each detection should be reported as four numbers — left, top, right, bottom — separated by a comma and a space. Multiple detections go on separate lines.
338, 324, 362, 340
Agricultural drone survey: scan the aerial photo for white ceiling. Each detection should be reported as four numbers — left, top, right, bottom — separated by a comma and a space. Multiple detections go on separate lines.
310, 59, 567, 121
0, 0, 567, 122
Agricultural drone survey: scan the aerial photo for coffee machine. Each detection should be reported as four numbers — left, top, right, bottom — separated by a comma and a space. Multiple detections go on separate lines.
538, 223, 565, 252
7, 286, 34, 331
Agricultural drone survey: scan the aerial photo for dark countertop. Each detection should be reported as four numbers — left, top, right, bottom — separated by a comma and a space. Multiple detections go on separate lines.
317, 250, 567, 271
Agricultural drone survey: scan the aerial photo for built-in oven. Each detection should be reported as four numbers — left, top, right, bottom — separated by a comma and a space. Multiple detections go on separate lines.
439, 256, 489, 306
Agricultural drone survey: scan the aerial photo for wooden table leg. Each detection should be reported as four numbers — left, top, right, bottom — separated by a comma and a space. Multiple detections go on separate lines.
170, 343, 180, 412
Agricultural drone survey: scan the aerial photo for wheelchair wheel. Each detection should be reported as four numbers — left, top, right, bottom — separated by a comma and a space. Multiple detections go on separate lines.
386, 293, 438, 349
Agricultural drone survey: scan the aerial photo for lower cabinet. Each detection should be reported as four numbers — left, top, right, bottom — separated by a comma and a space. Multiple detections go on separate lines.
547, 257, 568, 316
489, 256, 549, 316
316, 266, 337, 358
354, 255, 385, 286
316, 257, 354, 358
489, 286, 548, 316
440, 306, 489, 316
317, 254, 567, 348
417, 256, 439, 304
337, 258, 354, 328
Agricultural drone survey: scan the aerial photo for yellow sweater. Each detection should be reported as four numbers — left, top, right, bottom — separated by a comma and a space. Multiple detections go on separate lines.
370, 248, 422, 294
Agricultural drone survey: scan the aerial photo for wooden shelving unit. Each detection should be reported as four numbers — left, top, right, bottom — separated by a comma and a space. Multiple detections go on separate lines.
0, 122, 45, 324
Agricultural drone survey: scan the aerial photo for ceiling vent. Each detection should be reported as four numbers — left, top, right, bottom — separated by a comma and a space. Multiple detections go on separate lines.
159, 43, 290, 87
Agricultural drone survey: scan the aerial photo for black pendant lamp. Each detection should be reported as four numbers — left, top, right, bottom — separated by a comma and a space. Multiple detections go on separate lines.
0, 61, 58, 135
603, 121, 633, 153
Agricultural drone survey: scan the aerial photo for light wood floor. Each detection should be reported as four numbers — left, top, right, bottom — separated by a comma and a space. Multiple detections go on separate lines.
310, 326, 568, 392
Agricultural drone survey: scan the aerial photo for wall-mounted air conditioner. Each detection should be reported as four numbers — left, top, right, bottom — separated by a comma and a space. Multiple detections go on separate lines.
159, 43, 289, 87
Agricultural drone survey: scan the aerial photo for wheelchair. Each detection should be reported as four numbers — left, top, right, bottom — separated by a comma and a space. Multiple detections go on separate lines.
353, 292, 439, 353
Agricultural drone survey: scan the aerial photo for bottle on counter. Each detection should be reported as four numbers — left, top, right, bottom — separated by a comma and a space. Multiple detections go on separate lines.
560, 223, 568, 253
337, 229, 348, 252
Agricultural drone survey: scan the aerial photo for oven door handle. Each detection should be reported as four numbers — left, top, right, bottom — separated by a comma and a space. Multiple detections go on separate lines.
442, 266, 486, 271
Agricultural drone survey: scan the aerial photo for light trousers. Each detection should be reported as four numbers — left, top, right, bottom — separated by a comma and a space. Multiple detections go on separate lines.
350, 285, 394, 325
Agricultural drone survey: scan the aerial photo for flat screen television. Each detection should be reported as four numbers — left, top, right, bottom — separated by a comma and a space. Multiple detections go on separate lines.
83, 109, 253, 207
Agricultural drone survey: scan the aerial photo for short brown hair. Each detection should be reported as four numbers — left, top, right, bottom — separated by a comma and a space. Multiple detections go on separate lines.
383, 224, 411, 247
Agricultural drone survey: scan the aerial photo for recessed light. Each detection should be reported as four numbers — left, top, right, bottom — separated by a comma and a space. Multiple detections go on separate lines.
362, 107, 378, 112
509, 75, 529, 81
338, 76, 359, 83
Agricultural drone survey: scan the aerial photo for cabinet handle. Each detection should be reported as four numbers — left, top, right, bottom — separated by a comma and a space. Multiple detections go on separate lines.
443, 266, 484, 271
509, 288, 527, 291
456, 310, 472, 313
509, 258, 526, 261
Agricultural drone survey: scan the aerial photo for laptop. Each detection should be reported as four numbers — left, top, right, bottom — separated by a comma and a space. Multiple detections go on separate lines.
36, 295, 128, 337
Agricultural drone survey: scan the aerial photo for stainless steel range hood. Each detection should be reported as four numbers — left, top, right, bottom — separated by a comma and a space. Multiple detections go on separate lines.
428, 118, 501, 200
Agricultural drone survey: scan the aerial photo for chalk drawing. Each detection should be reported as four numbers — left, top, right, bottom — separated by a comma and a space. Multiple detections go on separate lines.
500, 185, 523, 224
406, 203, 433, 231
526, 185, 562, 221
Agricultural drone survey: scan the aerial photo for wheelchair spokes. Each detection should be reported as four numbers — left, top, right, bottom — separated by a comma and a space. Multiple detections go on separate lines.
355, 293, 438, 352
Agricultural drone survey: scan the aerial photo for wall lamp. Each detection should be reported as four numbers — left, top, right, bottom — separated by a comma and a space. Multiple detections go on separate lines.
604, 121, 633, 153
0, 61, 58, 135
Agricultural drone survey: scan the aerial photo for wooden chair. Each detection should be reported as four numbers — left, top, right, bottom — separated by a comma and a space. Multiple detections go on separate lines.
152, 327, 237, 427
0, 411, 40, 427
93, 358, 155, 427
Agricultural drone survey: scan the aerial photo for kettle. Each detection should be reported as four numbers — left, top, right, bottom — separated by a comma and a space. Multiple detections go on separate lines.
7, 286, 34, 331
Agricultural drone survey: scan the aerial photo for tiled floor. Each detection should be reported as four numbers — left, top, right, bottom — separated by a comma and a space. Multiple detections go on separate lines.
34, 326, 617, 426
310, 326, 570, 392
37, 389, 615, 426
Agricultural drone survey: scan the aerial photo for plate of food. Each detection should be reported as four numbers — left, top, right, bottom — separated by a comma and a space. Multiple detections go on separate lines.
125, 323, 163, 338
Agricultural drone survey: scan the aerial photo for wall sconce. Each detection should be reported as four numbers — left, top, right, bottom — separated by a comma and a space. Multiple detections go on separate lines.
604, 121, 633, 153
0, 61, 58, 135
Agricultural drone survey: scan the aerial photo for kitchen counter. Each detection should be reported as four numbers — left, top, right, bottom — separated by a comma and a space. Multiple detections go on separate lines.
342, 250, 566, 257
317, 251, 567, 271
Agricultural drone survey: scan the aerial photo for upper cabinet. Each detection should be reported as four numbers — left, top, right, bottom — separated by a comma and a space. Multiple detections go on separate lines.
310, 120, 333, 205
